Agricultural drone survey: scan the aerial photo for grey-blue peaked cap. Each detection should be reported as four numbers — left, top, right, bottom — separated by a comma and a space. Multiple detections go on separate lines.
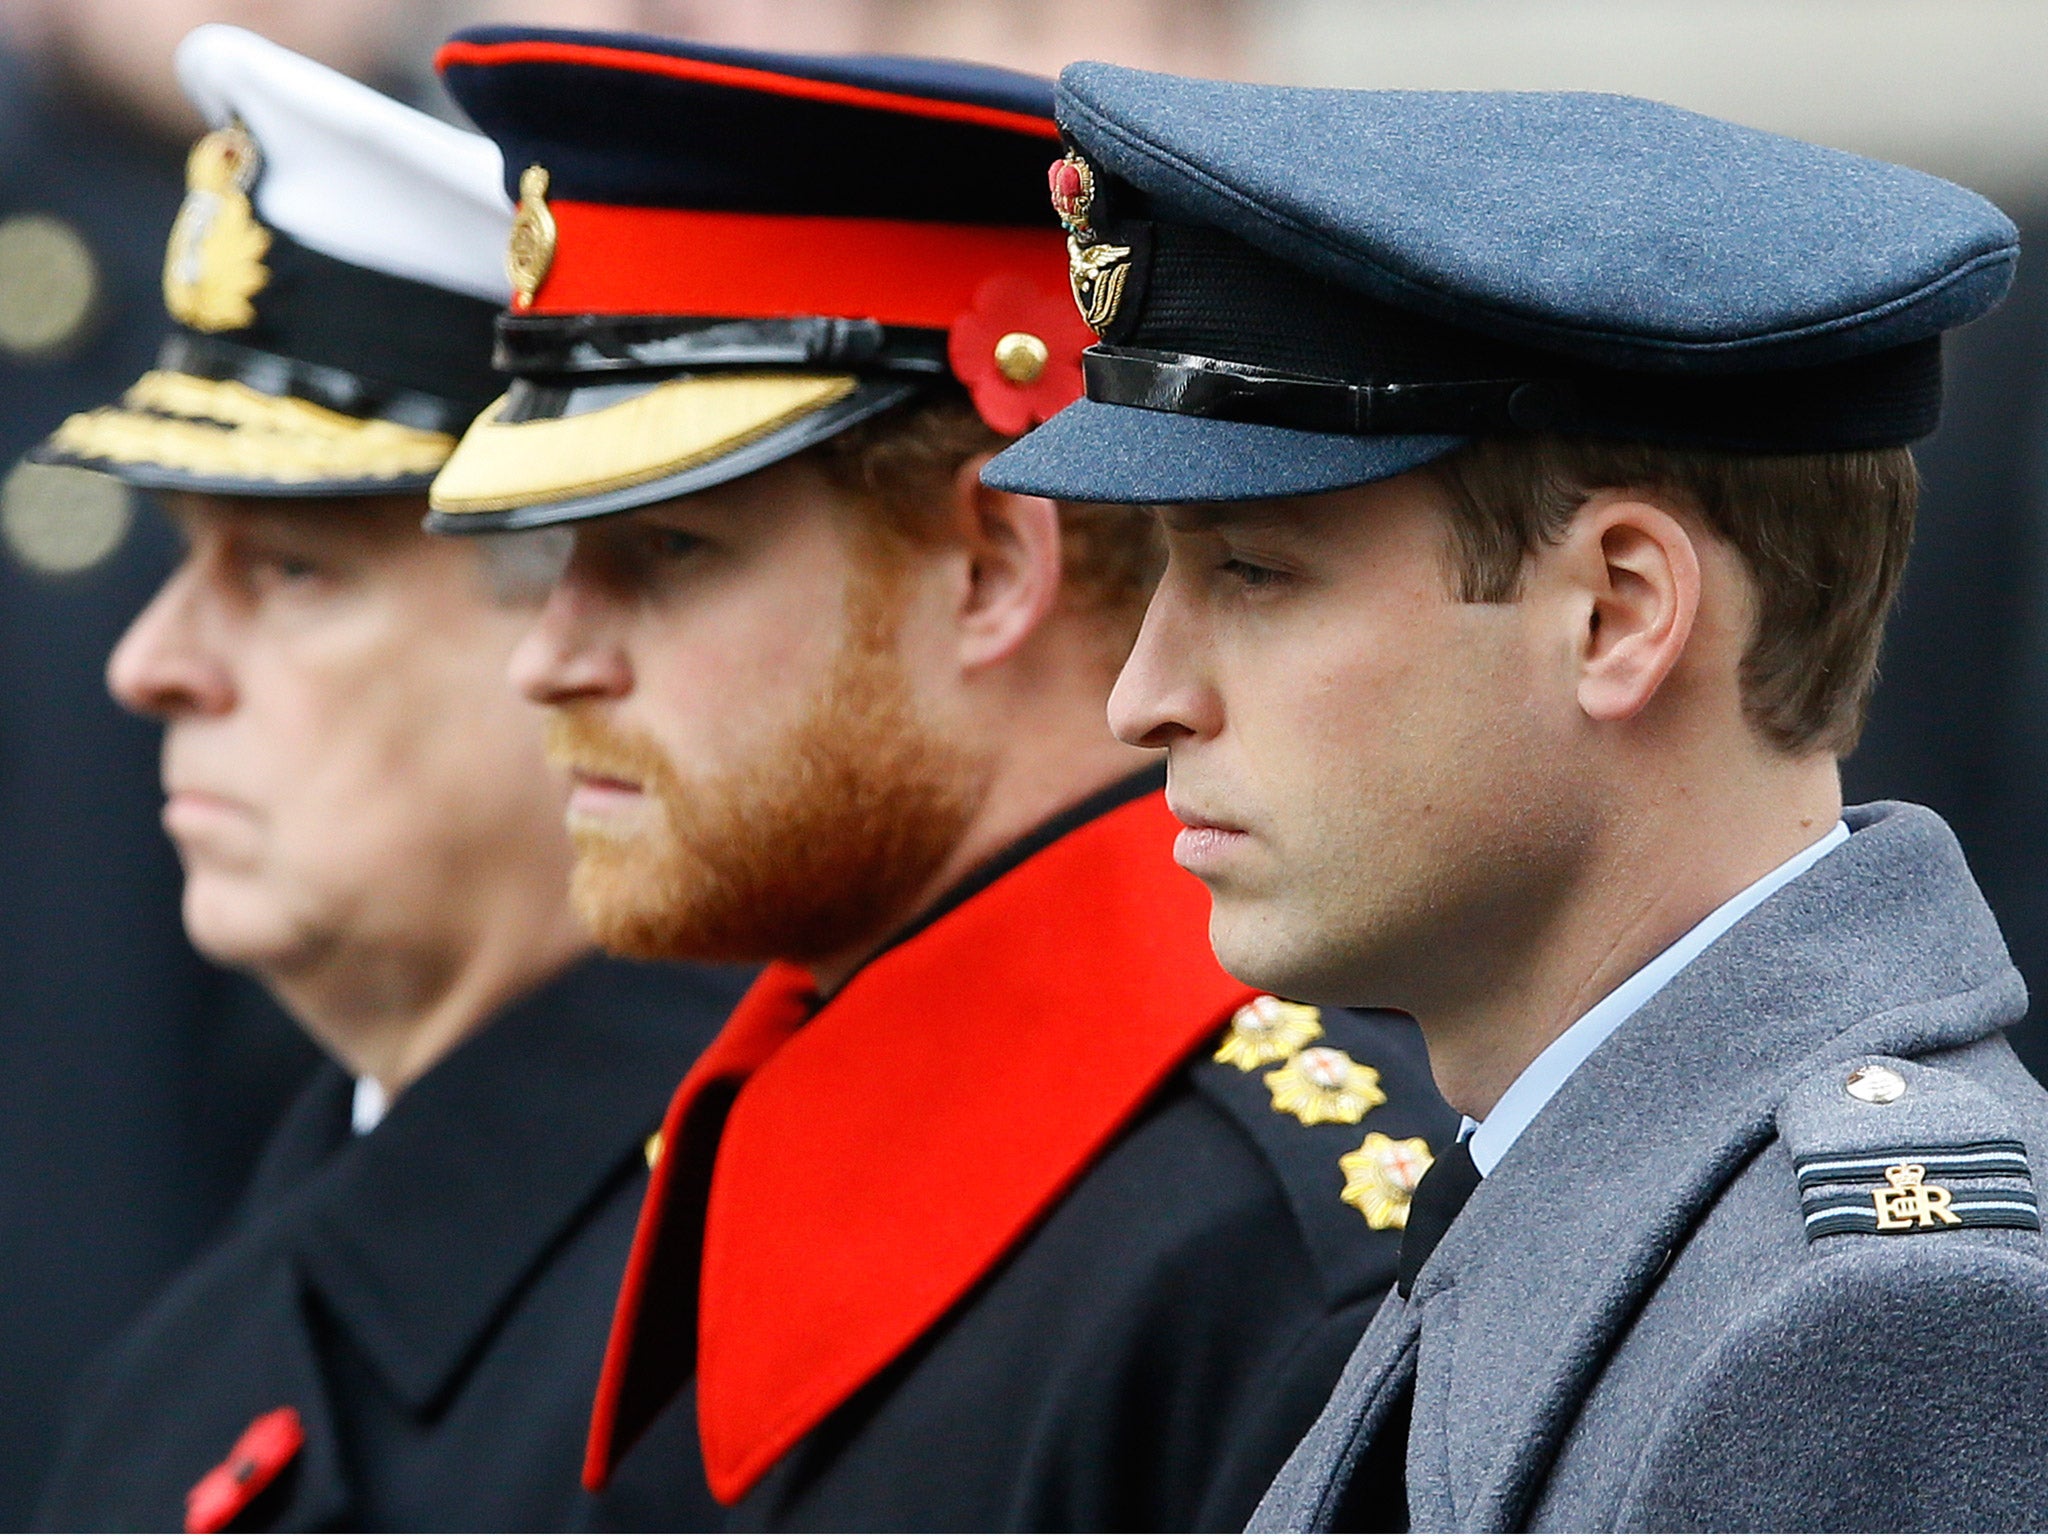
984, 64, 2019, 504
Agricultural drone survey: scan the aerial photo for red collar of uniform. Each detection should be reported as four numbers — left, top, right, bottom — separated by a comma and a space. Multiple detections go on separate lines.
697, 788, 1253, 1500
585, 787, 1255, 1501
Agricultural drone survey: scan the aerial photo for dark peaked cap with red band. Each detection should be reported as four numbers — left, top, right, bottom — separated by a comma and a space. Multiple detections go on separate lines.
427, 29, 1091, 532
982, 64, 2021, 504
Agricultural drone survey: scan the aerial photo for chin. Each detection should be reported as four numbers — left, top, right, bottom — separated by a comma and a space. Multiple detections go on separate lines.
1205, 899, 1320, 1002
180, 877, 304, 977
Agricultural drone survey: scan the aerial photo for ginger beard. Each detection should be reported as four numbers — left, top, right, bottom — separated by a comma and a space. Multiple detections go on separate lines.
548, 552, 990, 968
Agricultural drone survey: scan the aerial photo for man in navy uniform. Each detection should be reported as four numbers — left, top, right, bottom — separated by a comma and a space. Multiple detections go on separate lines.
424, 29, 1454, 1531
985, 67, 2048, 1531
28, 27, 745, 1531
0, 21, 317, 1522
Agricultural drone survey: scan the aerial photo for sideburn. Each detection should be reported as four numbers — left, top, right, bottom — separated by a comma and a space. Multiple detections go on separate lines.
555, 548, 991, 969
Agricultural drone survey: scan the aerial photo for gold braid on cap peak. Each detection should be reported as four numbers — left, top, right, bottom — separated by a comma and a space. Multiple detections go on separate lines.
47, 372, 455, 484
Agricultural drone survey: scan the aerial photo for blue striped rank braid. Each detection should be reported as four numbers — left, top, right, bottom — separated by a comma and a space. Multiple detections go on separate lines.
1796, 1140, 2040, 1240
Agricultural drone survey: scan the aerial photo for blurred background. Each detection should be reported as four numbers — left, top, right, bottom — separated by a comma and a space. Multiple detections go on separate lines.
1, 0, 2043, 1523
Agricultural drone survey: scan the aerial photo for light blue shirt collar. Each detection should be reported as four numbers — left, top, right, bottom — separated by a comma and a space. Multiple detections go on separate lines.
1462, 820, 1850, 1177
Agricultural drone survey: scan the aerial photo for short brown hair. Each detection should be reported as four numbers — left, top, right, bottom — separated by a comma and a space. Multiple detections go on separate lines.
1428, 437, 1918, 757
816, 390, 1163, 652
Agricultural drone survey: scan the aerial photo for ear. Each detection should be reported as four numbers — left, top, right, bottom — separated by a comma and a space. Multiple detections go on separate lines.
949, 449, 1063, 672
1562, 491, 1702, 724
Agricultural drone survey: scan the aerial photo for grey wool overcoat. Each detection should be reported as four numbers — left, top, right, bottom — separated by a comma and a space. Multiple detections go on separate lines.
1254, 802, 2048, 1533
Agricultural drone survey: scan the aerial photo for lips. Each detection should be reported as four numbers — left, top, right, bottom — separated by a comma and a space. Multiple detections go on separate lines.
570, 768, 644, 794
565, 767, 652, 826
1165, 796, 1252, 877
160, 786, 260, 852
162, 786, 253, 820
1166, 798, 1245, 837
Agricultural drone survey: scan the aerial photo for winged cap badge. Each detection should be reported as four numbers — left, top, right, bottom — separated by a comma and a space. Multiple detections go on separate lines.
1048, 152, 1131, 334
162, 120, 271, 333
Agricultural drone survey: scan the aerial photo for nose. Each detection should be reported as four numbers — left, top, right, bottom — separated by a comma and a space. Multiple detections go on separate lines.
1107, 572, 1220, 749
509, 541, 634, 706
106, 564, 234, 720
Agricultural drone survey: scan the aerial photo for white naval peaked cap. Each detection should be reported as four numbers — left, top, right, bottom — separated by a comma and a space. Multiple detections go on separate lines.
174, 24, 512, 303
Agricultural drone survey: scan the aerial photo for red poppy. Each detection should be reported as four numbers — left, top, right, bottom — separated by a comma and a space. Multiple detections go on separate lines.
947, 270, 1094, 438
184, 1406, 304, 1533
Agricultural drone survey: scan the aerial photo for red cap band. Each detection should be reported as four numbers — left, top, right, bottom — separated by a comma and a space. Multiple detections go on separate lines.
526, 202, 1069, 328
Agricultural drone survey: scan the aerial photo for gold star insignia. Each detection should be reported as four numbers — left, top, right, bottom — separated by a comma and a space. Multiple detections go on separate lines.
1265, 1046, 1386, 1126
1215, 995, 1325, 1071
1340, 1132, 1435, 1229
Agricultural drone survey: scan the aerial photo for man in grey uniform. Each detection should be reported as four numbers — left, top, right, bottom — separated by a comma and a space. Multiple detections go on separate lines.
985, 68, 2048, 1531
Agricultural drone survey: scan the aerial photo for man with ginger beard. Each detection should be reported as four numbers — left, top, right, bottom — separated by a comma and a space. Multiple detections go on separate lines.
554, 555, 981, 967
27, 30, 746, 1532
424, 29, 1454, 1532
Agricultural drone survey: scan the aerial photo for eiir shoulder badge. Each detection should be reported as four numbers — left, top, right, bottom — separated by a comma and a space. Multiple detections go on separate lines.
1048, 152, 1131, 333
162, 121, 271, 333
1796, 1141, 2039, 1239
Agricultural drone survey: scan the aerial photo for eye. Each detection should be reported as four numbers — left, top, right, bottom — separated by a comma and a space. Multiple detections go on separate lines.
244, 549, 325, 588
266, 554, 322, 581
649, 527, 705, 561
1220, 555, 1289, 590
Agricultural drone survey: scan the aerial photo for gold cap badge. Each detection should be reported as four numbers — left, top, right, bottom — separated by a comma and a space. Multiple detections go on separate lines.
1265, 1046, 1387, 1127
1340, 1132, 1434, 1230
508, 164, 557, 310
1048, 151, 1131, 334
163, 121, 271, 333
1216, 995, 1325, 1071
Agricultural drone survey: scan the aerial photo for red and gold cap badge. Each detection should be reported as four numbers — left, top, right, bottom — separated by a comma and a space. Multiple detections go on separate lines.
1049, 151, 1132, 334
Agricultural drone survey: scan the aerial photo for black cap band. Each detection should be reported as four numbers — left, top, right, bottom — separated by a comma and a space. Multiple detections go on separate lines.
492, 312, 952, 381
1083, 338, 1944, 452
224, 231, 504, 414
159, 332, 484, 437
1084, 349, 1576, 436
1088, 216, 1945, 451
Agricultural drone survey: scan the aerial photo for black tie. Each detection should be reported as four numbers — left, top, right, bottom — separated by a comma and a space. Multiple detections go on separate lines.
1396, 1137, 1482, 1298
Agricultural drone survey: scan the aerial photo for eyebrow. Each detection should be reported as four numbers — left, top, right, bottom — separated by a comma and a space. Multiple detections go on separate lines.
1156, 501, 1302, 534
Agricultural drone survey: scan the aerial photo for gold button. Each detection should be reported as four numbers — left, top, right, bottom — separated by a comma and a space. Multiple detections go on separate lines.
993, 331, 1049, 385
1, 461, 131, 574
644, 1129, 664, 1170
0, 214, 99, 357
1845, 1064, 1907, 1104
